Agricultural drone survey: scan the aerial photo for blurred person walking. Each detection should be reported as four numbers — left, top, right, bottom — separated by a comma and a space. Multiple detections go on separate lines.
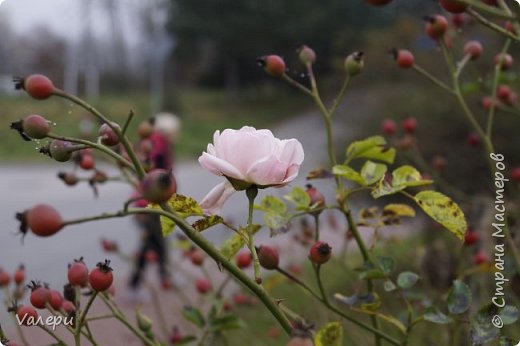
128, 113, 180, 300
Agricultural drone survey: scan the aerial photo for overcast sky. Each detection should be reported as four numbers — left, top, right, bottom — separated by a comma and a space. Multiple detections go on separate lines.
0, 0, 143, 44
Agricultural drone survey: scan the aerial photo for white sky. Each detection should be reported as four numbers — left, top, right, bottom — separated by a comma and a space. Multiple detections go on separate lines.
0, 0, 143, 44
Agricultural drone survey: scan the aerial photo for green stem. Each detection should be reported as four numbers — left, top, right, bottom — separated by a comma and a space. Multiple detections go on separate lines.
76, 292, 98, 341
146, 284, 169, 340
467, 9, 520, 41
328, 74, 351, 117
282, 74, 313, 97
412, 65, 454, 95
46, 133, 134, 171
459, 0, 516, 19
486, 39, 512, 138
37, 324, 67, 345
314, 264, 328, 304
246, 186, 262, 284
313, 214, 320, 242
122, 110, 134, 136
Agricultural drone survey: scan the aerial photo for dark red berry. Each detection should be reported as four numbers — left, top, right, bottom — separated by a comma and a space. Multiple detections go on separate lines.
26, 204, 63, 237
309, 241, 332, 264
451, 14, 466, 28
466, 132, 481, 147
305, 184, 325, 211
464, 230, 479, 246
98, 123, 120, 146
236, 250, 252, 269
257, 246, 280, 270
57, 172, 79, 186
16, 306, 39, 325
233, 292, 247, 305
402, 117, 417, 134
381, 119, 397, 135
14, 265, 25, 285
49, 290, 63, 310
68, 258, 89, 287
189, 250, 205, 266
497, 85, 513, 105
494, 53, 513, 70
29, 282, 51, 309
89, 260, 113, 292
393, 49, 415, 69
140, 169, 177, 204
49, 140, 74, 162
61, 300, 76, 314
79, 154, 95, 170
258, 55, 286, 78
473, 251, 489, 265
100, 238, 118, 252
22, 115, 51, 139
170, 327, 183, 344
440, 0, 468, 13
431, 155, 447, 172
464, 41, 483, 60
15, 74, 55, 100
0, 270, 10, 287
510, 167, 520, 182
425, 15, 449, 40
481, 96, 494, 111
195, 278, 212, 294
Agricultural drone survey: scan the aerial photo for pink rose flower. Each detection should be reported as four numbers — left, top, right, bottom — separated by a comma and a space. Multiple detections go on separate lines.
199, 126, 304, 214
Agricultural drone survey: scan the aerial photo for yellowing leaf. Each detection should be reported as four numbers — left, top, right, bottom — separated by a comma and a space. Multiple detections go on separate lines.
361, 161, 387, 185
372, 165, 432, 198
192, 215, 223, 232
315, 322, 343, 346
383, 204, 416, 218
414, 191, 467, 241
149, 194, 204, 236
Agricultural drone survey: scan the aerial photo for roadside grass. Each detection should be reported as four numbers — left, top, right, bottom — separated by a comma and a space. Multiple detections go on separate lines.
0, 87, 306, 161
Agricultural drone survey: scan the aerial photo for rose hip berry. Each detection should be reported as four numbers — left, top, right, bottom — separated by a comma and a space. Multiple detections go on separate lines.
49, 140, 74, 162
137, 120, 154, 139
305, 184, 325, 211
425, 15, 449, 40
140, 169, 177, 204
464, 230, 479, 246
28, 282, 51, 309
439, 0, 467, 13
381, 119, 397, 135
0, 270, 10, 287
392, 49, 415, 69
257, 245, 280, 270
14, 265, 25, 285
309, 241, 332, 264
22, 115, 51, 139
89, 260, 113, 292
466, 132, 481, 147
68, 258, 89, 287
57, 172, 79, 186
236, 250, 252, 269
14, 74, 55, 100
257, 55, 286, 78
297, 45, 316, 65
61, 300, 76, 314
195, 278, 212, 294
79, 153, 95, 170
473, 251, 489, 265
189, 250, 205, 266
25, 204, 63, 237
344, 51, 364, 76
49, 290, 63, 310
16, 305, 39, 325
402, 117, 418, 134
494, 53, 513, 70
431, 155, 447, 172
98, 123, 121, 147
463, 41, 483, 60
510, 167, 520, 182
481, 96, 494, 111
451, 14, 466, 28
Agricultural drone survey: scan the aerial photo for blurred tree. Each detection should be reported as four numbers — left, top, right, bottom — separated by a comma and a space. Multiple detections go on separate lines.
167, 0, 436, 91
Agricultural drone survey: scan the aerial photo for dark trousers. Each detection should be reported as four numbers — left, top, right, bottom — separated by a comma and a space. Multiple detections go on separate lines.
129, 214, 169, 288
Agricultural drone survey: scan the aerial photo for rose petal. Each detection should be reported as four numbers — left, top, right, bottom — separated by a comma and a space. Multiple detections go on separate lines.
246, 155, 289, 186
200, 181, 236, 215
277, 139, 304, 165
198, 152, 245, 180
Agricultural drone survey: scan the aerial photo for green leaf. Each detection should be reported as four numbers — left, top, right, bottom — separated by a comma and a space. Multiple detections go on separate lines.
192, 215, 223, 232
414, 191, 467, 241
209, 315, 246, 332
332, 165, 365, 185
423, 307, 454, 324
284, 187, 311, 210
150, 194, 204, 236
360, 161, 387, 185
219, 225, 261, 260
182, 306, 206, 328
447, 280, 471, 315
379, 257, 395, 276
470, 305, 500, 345
255, 195, 287, 214
397, 271, 420, 289
346, 136, 396, 164
383, 204, 416, 218
263, 212, 291, 232
314, 322, 343, 346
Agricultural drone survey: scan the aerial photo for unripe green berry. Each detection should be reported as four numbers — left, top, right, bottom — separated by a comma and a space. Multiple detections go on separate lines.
344, 51, 364, 76
297, 45, 316, 65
